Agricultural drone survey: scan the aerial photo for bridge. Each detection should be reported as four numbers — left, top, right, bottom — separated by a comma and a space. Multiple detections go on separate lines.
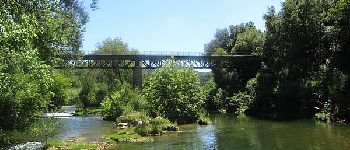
58, 52, 260, 88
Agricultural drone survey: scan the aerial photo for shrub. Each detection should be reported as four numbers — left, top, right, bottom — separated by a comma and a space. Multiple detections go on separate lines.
228, 92, 253, 115
202, 78, 225, 111
143, 60, 205, 124
134, 117, 178, 136
117, 112, 149, 127
101, 84, 145, 120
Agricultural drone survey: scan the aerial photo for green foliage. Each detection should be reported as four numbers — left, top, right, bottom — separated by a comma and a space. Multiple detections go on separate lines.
104, 129, 153, 143
231, 25, 264, 55
48, 72, 72, 110
214, 48, 227, 55
246, 77, 257, 98
134, 117, 177, 136
143, 60, 205, 124
0, 0, 89, 132
197, 114, 213, 125
75, 37, 138, 108
228, 92, 253, 115
0, 5, 52, 130
245, 0, 350, 121
117, 112, 148, 127
206, 23, 262, 96
0, 118, 58, 148
202, 78, 225, 111
205, 22, 264, 55
101, 84, 145, 120
73, 107, 103, 116
48, 139, 98, 150
94, 37, 138, 86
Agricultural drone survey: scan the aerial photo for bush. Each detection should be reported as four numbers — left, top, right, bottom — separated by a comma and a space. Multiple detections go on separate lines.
104, 129, 153, 143
143, 60, 205, 124
48, 72, 71, 111
202, 78, 225, 111
134, 117, 177, 136
246, 77, 257, 98
117, 112, 149, 126
228, 92, 253, 115
101, 84, 145, 120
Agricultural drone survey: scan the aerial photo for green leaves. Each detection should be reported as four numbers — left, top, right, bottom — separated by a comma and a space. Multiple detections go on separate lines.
143, 60, 204, 124
0, 0, 89, 131
101, 83, 145, 121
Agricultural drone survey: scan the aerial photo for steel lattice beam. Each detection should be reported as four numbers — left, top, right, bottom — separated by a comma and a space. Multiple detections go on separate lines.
56, 54, 259, 69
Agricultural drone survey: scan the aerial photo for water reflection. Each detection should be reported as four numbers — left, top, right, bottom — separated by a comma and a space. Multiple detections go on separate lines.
197, 125, 217, 150
52, 116, 115, 141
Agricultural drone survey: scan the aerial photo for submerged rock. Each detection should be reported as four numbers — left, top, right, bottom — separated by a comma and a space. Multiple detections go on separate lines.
9, 142, 44, 150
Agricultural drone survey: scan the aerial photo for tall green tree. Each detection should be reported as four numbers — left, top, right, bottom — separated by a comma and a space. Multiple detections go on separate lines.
0, 0, 91, 130
77, 37, 138, 108
205, 23, 263, 98
248, 0, 350, 121
94, 37, 138, 87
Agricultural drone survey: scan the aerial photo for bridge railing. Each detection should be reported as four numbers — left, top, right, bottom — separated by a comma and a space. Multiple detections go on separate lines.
139, 51, 205, 56
85, 51, 206, 56
84, 50, 253, 56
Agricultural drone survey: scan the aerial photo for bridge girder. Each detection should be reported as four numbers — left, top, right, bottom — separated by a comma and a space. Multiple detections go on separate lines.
57, 54, 259, 69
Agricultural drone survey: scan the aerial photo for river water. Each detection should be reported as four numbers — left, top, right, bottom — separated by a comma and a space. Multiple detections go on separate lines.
53, 114, 350, 150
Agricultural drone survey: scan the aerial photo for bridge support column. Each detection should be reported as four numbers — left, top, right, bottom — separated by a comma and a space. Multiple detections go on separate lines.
133, 61, 142, 89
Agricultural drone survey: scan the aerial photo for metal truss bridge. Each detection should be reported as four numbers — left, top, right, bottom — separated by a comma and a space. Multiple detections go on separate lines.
58, 51, 260, 88
60, 52, 258, 69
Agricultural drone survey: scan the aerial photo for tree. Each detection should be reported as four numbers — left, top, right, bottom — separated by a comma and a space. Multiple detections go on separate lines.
143, 60, 205, 124
202, 78, 224, 111
205, 22, 263, 98
249, 0, 331, 119
249, 0, 350, 121
232, 26, 264, 55
205, 29, 231, 55
0, 0, 90, 130
0, 6, 52, 130
76, 37, 138, 108
94, 37, 138, 86
206, 22, 264, 56
48, 72, 72, 110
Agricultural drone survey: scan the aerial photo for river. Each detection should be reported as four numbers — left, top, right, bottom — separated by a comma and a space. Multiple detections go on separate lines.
52, 114, 350, 150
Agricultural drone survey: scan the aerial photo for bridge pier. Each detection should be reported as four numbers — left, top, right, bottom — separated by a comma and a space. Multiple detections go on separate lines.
133, 61, 142, 89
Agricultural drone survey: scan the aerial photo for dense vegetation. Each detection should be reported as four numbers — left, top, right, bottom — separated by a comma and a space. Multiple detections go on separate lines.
205, 0, 350, 122
0, 0, 96, 147
0, 0, 91, 129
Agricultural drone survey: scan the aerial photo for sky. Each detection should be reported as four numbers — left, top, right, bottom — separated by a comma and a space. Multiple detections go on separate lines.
82, 0, 283, 54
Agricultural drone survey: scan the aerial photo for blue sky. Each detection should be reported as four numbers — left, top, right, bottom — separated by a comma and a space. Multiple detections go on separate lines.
82, 0, 283, 54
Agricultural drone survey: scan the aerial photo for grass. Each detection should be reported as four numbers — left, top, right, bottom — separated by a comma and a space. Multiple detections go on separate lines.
47, 139, 98, 150
103, 128, 153, 143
